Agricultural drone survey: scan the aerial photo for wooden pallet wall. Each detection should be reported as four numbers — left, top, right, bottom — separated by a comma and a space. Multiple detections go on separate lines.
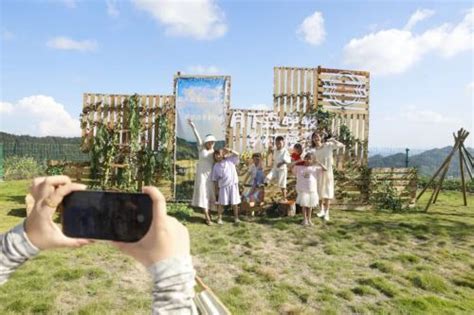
273, 67, 317, 115
333, 168, 417, 210
81, 93, 175, 151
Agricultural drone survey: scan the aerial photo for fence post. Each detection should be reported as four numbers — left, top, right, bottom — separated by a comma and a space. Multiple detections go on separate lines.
405, 148, 409, 167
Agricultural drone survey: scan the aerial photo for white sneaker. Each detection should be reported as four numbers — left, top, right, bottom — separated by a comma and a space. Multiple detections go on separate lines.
324, 212, 330, 222
301, 220, 308, 226
234, 218, 241, 224
308, 220, 314, 226
217, 219, 224, 225
316, 210, 325, 218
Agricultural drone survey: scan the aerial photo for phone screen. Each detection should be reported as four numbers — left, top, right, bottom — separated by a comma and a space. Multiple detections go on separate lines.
61, 191, 153, 242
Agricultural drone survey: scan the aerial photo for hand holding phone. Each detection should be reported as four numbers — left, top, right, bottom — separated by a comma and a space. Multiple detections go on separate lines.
113, 187, 191, 267
25, 176, 92, 250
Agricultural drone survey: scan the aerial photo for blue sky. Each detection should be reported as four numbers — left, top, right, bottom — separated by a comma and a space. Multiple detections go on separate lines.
0, 0, 472, 148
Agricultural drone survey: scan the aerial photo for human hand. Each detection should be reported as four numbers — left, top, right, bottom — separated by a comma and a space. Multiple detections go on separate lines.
187, 118, 194, 126
113, 186, 190, 267
25, 176, 91, 250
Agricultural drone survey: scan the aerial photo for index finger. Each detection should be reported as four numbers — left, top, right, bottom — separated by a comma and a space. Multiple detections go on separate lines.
142, 186, 167, 225
43, 175, 72, 187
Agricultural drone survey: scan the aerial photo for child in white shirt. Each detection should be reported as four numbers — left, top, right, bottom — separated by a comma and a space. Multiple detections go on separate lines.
264, 136, 291, 201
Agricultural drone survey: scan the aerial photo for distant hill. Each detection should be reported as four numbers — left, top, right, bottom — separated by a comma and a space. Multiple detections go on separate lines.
3, 131, 470, 177
369, 146, 474, 178
176, 137, 226, 160
0, 132, 81, 144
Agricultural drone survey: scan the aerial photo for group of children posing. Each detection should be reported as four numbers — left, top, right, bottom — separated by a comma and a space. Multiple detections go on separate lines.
188, 119, 345, 226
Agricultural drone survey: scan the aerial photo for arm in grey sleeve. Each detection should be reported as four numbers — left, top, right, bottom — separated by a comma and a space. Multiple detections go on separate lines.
148, 255, 198, 314
0, 222, 40, 285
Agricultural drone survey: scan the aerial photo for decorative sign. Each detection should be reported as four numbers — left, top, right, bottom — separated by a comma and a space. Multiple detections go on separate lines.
228, 110, 318, 152
174, 75, 231, 200
319, 71, 368, 109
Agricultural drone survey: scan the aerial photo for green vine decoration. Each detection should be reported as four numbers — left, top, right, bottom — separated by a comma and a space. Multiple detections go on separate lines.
82, 93, 174, 192
90, 123, 118, 189
307, 106, 335, 132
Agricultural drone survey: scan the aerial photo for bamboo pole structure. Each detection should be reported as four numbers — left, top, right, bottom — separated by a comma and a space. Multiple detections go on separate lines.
459, 144, 467, 206
417, 128, 470, 212
461, 146, 473, 180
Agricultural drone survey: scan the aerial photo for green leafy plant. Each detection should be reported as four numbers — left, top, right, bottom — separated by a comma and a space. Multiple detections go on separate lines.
90, 123, 119, 189
167, 203, 194, 222
4, 156, 44, 180
84, 94, 174, 192
307, 106, 335, 132
46, 164, 65, 176
370, 180, 404, 211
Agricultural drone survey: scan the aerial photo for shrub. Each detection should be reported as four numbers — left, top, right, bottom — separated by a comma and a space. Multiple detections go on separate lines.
4, 156, 44, 180
418, 176, 474, 193
167, 203, 194, 222
46, 165, 65, 176
370, 180, 403, 211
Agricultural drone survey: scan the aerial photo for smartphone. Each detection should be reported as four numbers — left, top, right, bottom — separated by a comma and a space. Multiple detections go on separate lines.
61, 191, 153, 242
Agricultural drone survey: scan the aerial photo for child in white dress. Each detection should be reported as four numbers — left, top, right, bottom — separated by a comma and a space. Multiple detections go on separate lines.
293, 153, 326, 226
211, 148, 241, 224
187, 119, 216, 225
264, 136, 291, 201
309, 131, 345, 222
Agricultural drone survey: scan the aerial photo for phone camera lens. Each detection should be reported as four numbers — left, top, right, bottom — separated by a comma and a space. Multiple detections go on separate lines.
137, 214, 145, 223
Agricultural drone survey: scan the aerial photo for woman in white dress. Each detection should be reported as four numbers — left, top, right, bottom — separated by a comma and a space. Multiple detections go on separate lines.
188, 119, 216, 225
309, 131, 345, 222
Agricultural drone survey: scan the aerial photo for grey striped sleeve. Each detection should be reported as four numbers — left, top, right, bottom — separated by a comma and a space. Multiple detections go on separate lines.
148, 255, 198, 315
0, 222, 39, 285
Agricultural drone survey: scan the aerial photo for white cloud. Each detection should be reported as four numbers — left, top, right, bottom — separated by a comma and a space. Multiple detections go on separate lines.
372, 106, 469, 148
132, 0, 227, 40
343, 9, 474, 75
186, 65, 220, 75
1, 29, 14, 41
0, 95, 80, 137
47, 36, 98, 52
398, 106, 461, 124
233, 104, 272, 111
467, 81, 474, 92
180, 86, 223, 109
106, 0, 119, 18
0, 102, 13, 114
297, 11, 326, 45
404, 9, 435, 30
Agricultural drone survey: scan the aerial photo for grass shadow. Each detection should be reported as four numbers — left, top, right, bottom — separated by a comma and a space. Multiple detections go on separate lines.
425, 211, 474, 218
7, 208, 26, 217
5, 195, 25, 204
338, 215, 474, 241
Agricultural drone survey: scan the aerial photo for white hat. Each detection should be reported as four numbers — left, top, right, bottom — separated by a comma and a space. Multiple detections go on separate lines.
204, 134, 216, 143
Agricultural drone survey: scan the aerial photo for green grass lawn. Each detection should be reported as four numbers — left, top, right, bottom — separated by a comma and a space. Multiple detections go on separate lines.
1, 180, 473, 314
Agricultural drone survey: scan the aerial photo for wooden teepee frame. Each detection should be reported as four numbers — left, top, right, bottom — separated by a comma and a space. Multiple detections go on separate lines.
417, 128, 472, 212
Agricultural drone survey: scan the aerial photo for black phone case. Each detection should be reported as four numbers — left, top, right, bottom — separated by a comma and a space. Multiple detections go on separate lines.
61, 191, 153, 242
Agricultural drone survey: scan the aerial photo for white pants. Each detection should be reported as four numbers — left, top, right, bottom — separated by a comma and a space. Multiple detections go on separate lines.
265, 168, 287, 189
